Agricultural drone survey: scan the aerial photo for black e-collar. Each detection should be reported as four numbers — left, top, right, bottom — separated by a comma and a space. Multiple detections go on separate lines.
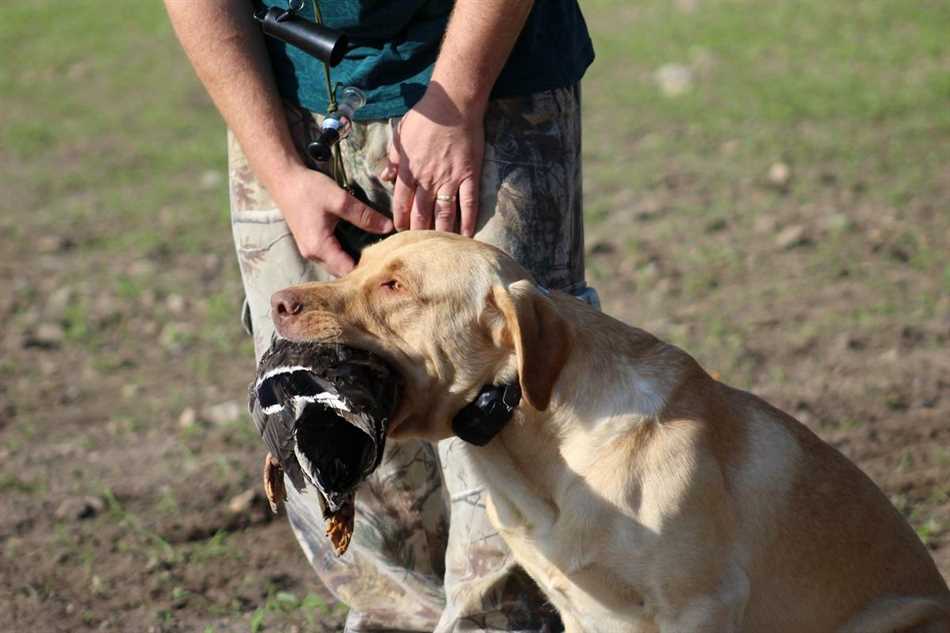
451, 382, 522, 446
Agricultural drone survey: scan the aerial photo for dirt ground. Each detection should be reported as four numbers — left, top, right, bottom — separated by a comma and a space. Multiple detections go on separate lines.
1, 1, 948, 632
2, 169, 947, 633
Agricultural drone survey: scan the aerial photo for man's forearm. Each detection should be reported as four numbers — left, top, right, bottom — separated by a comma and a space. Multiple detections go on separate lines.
163, 0, 302, 191
430, 0, 535, 116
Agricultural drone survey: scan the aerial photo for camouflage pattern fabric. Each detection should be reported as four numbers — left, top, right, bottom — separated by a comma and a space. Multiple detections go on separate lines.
229, 84, 597, 633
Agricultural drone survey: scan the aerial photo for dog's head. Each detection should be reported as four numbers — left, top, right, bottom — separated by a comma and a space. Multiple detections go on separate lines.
270, 231, 575, 440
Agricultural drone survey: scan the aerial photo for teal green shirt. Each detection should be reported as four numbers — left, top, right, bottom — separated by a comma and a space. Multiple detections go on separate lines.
260, 1, 594, 120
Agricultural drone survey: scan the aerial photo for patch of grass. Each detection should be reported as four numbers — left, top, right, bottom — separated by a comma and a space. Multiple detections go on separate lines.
0, 473, 43, 495
102, 487, 179, 564
839, 419, 864, 431
155, 486, 180, 516
912, 514, 943, 548
1, 0, 227, 244
246, 589, 343, 632
114, 275, 145, 301
583, 0, 950, 349
190, 530, 242, 565
250, 608, 266, 633
896, 450, 915, 474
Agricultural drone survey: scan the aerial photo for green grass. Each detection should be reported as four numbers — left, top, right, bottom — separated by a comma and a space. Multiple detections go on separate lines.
584, 0, 950, 192
582, 0, 949, 384
0, 1, 227, 256
582, 0, 950, 265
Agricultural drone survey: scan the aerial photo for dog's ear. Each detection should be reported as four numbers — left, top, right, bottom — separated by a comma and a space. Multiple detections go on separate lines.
490, 280, 574, 411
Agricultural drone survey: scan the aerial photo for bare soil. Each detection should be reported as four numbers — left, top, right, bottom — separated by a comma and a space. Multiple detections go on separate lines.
1, 183, 947, 631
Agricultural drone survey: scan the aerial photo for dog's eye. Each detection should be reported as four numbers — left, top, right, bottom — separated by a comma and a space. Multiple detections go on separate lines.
380, 279, 402, 292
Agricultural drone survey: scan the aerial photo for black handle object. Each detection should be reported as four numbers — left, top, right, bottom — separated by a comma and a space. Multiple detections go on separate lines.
307, 129, 340, 163
305, 88, 365, 164
256, 7, 348, 66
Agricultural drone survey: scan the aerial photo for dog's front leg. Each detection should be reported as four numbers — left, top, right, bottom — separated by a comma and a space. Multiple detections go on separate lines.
470, 439, 558, 532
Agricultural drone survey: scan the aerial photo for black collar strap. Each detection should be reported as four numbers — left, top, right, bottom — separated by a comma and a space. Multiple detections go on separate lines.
451, 382, 522, 446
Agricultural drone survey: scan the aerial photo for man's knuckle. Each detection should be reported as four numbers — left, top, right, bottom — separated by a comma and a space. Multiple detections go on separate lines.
358, 206, 374, 227
299, 243, 321, 260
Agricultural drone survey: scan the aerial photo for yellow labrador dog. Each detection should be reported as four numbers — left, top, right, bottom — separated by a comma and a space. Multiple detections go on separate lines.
270, 231, 950, 633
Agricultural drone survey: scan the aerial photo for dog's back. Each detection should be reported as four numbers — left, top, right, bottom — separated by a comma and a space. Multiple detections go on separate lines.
709, 383, 950, 632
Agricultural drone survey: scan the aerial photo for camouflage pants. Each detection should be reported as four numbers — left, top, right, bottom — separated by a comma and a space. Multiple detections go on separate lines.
229, 84, 596, 633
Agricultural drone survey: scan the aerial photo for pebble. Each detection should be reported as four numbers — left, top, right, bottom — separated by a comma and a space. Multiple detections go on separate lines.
204, 400, 243, 425
36, 235, 75, 254
40, 358, 58, 376
228, 488, 259, 514
655, 64, 693, 97
720, 139, 739, 156
121, 384, 141, 399
166, 294, 186, 315
820, 212, 851, 232
753, 215, 778, 234
178, 407, 197, 429
767, 162, 791, 188
55, 496, 105, 521
879, 348, 900, 363
775, 224, 808, 249
93, 293, 121, 322
141, 321, 159, 336
587, 241, 616, 256
203, 253, 222, 274
24, 323, 66, 349
139, 289, 157, 308
200, 169, 223, 190
45, 286, 75, 318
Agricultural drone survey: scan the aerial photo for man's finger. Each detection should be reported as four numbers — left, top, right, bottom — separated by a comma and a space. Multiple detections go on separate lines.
411, 186, 435, 230
434, 187, 458, 233
459, 177, 479, 237
387, 136, 412, 229
379, 164, 397, 183
314, 235, 355, 278
337, 194, 393, 234
392, 172, 414, 231
382, 138, 400, 183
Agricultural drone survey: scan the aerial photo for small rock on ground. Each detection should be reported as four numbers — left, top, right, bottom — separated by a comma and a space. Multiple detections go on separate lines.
768, 161, 791, 188
24, 323, 66, 349
203, 401, 243, 425
228, 488, 260, 514
178, 407, 197, 429
55, 496, 105, 521
775, 224, 809, 249
655, 64, 693, 97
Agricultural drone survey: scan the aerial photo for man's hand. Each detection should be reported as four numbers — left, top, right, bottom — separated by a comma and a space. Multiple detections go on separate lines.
272, 165, 393, 277
382, 0, 533, 237
385, 84, 484, 236
163, 1, 392, 278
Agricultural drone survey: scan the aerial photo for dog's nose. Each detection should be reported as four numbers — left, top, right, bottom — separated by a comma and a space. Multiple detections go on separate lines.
271, 289, 304, 322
